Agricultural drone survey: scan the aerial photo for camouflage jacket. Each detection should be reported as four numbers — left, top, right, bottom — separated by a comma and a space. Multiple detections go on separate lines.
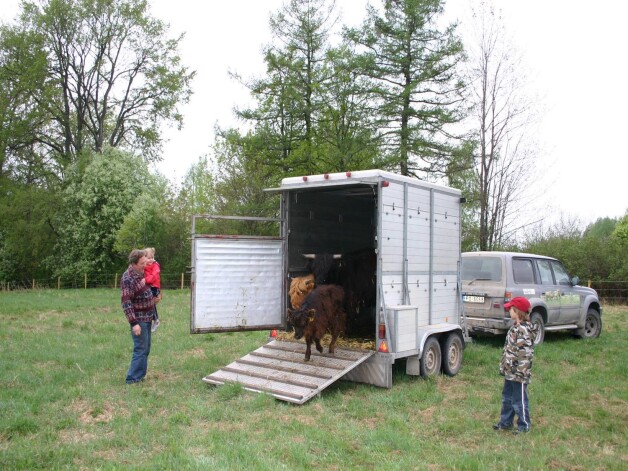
499, 321, 539, 384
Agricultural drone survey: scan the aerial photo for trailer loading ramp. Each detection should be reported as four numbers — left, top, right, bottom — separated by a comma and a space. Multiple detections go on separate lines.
202, 340, 375, 404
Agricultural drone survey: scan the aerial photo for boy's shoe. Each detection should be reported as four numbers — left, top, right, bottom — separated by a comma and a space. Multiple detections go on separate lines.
492, 423, 513, 431
513, 427, 530, 435
151, 319, 160, 333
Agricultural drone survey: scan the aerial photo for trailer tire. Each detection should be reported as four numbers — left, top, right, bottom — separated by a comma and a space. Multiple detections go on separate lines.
441, 333, 463, 376
420, 337, 442, 378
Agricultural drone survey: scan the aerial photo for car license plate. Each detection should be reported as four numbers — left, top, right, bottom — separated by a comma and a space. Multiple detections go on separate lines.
463, 295, 484, 303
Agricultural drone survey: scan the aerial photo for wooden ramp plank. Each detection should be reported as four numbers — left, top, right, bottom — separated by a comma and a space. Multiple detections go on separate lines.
202, 340, 375, 404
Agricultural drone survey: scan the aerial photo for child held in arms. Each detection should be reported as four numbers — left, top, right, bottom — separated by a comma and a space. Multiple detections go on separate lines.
143, 247, 162, 332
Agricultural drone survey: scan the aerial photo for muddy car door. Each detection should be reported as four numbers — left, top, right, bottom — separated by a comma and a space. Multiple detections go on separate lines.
551, 260, 580, 323
535, 259, 561, 324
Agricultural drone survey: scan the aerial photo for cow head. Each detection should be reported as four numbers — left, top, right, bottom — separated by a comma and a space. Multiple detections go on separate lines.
287, 308, 316, 340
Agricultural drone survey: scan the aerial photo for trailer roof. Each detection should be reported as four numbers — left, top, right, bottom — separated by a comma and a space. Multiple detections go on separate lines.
271, 169, 461, 195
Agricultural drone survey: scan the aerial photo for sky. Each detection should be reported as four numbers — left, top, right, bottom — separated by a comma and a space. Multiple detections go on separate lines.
2, 0, 627, 227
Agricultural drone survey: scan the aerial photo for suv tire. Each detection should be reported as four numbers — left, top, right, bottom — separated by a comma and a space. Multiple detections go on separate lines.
575, 308, 602, 339
530, 312, 545, 345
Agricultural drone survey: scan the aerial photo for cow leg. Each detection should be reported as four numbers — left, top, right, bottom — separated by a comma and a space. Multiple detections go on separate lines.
314, 338, 324, 354
328, 333, 337, 354
304, 337, 312, 361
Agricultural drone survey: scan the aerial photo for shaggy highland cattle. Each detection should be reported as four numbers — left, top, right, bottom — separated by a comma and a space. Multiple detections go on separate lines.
302, 249, 376, 336
288, 274, 316, 309
287, 284, 347, 361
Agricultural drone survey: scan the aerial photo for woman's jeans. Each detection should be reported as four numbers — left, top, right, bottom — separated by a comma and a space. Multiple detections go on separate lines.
499, 379, 531, 430
126, 322, 152, 383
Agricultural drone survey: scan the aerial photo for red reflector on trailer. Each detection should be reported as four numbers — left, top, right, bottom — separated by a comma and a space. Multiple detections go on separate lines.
382, 180, 389, 187
270, 330, 278, 337
378, 323, 386, 339
302, 176, 308, 181
378, 340, 389, 353
324, 173, 329, 179
346, 171, 352, 177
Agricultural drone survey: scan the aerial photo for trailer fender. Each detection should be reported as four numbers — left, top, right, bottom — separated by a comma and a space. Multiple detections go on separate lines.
417, 323, 464, 356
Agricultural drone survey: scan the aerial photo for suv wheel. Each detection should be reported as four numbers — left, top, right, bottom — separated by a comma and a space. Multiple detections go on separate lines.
530, 312, 545, 345
575, 308, 602, 339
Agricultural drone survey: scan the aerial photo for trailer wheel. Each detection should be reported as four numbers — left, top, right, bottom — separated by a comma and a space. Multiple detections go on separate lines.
441, 333, 463, 376
420, 337, 442, 378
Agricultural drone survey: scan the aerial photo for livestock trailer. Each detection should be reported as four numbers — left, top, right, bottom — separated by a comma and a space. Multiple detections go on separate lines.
191, 169, 466, 404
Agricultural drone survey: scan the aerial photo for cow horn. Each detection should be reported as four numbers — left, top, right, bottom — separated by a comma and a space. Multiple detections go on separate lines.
333, 254, 342, 259
302, 254, 315, 259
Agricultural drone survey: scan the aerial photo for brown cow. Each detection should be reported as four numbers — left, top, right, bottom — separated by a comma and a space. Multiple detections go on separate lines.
288, 274, 315, 309
287, 285, 347, 361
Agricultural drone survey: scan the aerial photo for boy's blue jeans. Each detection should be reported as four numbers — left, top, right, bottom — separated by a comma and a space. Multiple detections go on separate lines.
499, 379, 531, 430
126, 321, 152, 383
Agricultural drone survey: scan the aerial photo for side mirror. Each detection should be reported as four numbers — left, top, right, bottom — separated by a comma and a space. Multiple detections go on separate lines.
571, 276, 580, 286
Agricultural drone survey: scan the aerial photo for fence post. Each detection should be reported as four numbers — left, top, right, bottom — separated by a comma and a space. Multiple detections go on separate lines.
588, 280, 591, 288
114, 273, 118, 289
57, 277, 61, 290
84, 273, 87, 289
180, 273, 184, 290
32, 279, 35, 290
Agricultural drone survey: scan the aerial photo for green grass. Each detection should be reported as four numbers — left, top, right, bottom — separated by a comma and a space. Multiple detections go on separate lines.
1, 289, 626, 470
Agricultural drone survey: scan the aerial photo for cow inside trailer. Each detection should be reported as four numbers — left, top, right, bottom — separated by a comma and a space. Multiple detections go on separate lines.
284, 183, 378, 338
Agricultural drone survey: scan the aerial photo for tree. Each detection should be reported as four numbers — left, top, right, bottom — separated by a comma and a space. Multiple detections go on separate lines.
114, 177, 191, 275
314, 44, 382, 171
0, 24, 61, 282
446, 140, 480, 251
465, 2, 538, 250
210, 130, 281, 236
613, 212, 628, 246
177, 155, 217, 216
49, 147, 155, 277
345, 0, 466, 177
18, 0, 195, 165
0, 181, 60, 281
0, 24, 53, 181
234, 0, 339, 175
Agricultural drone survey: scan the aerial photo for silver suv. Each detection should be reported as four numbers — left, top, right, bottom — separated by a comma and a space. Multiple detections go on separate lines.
461, 251, 602, 343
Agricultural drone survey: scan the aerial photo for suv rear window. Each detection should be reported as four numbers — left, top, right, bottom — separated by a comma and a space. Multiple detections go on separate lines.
513, 259, 535, 284
462, 257, 502, 281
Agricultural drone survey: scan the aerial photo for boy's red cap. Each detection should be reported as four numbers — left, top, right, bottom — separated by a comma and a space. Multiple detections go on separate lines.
504, 296, 531, 313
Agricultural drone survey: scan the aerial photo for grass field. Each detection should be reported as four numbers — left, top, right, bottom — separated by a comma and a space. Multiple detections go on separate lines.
0, 289, 626, 470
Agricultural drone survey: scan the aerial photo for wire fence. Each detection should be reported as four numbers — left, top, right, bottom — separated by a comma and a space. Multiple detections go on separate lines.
0, 273, 191, 291
1, 276, 627, 304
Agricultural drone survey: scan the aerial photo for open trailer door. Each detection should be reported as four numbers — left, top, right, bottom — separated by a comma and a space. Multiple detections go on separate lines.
191, 216, 285, 333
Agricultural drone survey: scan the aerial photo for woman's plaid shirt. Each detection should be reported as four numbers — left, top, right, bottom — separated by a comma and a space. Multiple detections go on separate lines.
121, 265, 157, 325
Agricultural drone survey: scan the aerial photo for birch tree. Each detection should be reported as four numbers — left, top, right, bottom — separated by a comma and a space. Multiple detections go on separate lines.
466, 3, 538, 249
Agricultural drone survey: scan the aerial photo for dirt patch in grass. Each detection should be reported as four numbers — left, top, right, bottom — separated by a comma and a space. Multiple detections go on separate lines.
359, 416, 382, 430
546, 458, 588, 471
69, 399, 115, 425
589, 393, 628, 419
59, 429, 98, 444
188, 347, 207, 359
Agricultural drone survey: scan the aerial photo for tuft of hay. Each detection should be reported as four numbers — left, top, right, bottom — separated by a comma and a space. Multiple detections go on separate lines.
274, 331, 375, 351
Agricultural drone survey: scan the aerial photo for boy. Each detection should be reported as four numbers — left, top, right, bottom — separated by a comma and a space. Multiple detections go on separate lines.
493, 296, 539, 434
